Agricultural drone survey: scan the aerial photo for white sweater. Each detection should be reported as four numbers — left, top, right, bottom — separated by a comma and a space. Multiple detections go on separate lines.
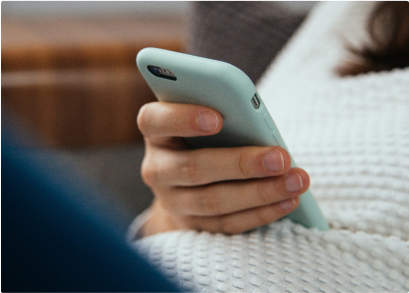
131, 2, 409, 292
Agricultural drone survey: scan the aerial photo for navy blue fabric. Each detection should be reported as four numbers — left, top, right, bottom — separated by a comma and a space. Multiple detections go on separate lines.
1, 133, 179, 292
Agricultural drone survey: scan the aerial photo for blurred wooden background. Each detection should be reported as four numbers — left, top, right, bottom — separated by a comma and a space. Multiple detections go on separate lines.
2, 16, 186, 147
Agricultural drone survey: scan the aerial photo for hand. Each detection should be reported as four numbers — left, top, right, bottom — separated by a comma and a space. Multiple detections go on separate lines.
137, 102, 310, 237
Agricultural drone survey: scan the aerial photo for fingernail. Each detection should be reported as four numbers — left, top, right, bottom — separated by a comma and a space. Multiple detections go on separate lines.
286, 172, 303, 192
263, 150, 284, 172
197, 112, 218, 131
280, 198, 296, 210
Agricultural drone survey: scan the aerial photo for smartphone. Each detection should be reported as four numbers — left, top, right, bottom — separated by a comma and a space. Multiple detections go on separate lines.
137, 47, 329, 231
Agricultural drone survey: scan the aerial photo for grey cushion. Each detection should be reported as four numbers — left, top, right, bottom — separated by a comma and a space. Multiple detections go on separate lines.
187, 2, 308, 83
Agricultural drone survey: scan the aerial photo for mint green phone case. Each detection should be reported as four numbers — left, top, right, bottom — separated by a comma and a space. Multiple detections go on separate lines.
137, 47, 329, 231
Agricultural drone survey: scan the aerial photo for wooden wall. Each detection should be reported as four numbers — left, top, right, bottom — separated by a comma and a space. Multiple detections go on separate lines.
2, 17, 186, 147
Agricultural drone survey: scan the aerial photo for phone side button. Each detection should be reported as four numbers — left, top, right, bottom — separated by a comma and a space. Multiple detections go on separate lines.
263, 113, 276, 131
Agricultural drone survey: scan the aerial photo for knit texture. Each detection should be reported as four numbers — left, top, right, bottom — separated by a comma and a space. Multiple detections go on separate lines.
132, 2, 409, 292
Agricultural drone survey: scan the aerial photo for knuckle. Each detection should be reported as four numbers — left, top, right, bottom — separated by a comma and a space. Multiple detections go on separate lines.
179, 156, 202, 184
140, 158, 158, 187
238, 149, 252, 178
199, 190, 222, 215
255, 179, 274, 204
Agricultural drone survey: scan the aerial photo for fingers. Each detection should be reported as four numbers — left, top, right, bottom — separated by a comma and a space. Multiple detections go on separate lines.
137, 102, 223, 138
190, 196, 301, 234
137, 101, 310, 236
142, 196, 299, 237
141, 146, 291, 187
159, 168, 309, 216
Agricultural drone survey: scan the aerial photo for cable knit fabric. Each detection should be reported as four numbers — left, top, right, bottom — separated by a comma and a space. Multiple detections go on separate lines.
131, 2, 409, 292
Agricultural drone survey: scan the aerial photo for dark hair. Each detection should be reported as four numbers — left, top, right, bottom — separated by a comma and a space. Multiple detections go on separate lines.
338, 1, 409, 76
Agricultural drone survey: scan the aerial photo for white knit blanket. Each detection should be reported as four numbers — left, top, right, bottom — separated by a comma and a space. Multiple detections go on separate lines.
131, 2, 409, 292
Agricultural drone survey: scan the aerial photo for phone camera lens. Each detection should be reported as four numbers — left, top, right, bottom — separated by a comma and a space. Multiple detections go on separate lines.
147, 65, 177, 81
148, 65, 162, 76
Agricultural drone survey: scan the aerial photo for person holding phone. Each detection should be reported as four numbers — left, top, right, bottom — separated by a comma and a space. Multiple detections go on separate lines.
134, 46, 324, 236
130, 2, 409, 292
